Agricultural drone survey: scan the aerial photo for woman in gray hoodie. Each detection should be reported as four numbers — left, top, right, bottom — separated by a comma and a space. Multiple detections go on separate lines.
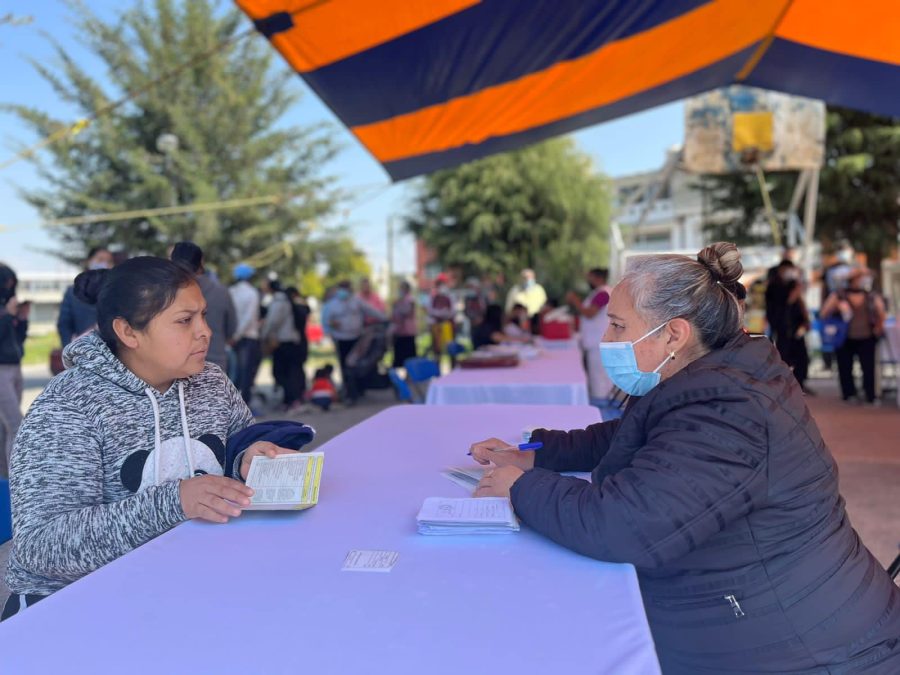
3, 257, 294, 620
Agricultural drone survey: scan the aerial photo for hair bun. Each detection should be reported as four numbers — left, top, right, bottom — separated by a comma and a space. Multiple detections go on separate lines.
697, 242, 743, 285
73, 269, 109, 305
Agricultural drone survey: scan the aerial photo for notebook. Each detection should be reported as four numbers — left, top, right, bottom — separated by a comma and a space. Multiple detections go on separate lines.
416, 497, 519, 535
244, 452, 324, 510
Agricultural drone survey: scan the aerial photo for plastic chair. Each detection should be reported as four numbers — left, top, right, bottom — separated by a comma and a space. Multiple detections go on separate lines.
446, 341, 466, 358
403, 358, 440, 403
0, 478, 11, 545
388, 368, 414, 403
404, 358, 440, 382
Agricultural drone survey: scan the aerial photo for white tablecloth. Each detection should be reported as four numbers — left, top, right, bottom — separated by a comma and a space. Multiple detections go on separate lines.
535, 336, 580, 351
427, 348, 590, 405
0, 405, 660, 675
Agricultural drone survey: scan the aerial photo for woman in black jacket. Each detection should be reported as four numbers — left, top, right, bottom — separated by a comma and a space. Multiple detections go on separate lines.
471, 243, 900, 673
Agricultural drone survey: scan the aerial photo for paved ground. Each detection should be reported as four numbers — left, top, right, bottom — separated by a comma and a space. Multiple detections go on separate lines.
2, 366, 898, 612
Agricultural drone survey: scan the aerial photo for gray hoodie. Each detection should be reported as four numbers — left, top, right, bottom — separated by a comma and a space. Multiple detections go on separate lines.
5, 332, 253, 596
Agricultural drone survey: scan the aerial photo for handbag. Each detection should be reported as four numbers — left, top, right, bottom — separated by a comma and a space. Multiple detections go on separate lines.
819, 317, 849, 353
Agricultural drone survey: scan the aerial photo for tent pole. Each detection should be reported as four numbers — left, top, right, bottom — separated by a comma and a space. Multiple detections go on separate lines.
802, 167, 820, 281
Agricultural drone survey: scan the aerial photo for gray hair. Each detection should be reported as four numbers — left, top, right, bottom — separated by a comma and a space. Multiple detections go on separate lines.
622, 242, 744, 350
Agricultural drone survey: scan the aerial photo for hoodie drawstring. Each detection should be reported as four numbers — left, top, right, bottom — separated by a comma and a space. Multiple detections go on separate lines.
145, 384, 194, 486
145, 388, 163, 485
177, 383, 195, 477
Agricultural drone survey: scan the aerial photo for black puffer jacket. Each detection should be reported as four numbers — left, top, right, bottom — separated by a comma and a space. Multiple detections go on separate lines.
513, 333, 900, 673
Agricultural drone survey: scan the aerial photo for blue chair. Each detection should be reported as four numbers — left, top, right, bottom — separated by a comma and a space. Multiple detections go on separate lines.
403, 358, 440, 403
388, 368, 414, 403
404, 357, 440, 382
446, 341, 466, 358
0, 478, 11, 544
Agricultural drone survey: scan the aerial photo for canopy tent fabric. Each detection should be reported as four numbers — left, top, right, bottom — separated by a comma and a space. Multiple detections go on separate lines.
236, 0, 900, 181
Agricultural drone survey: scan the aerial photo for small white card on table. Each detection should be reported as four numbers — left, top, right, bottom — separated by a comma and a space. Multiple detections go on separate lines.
342, 549, 400, 573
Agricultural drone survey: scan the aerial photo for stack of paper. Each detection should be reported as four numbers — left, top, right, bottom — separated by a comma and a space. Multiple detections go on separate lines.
416, 497, 519, 535
244, 452, 324, 510
441, 466, 486, 493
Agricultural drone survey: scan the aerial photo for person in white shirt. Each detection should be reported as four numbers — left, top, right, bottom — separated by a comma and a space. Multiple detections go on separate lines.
228, 264, 262, 404
505, 269, 547, 316
566, 268, 612, 400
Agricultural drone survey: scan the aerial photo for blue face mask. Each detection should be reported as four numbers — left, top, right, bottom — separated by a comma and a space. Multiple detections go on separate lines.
599, 322, 672, 396
335, 289, 351, 301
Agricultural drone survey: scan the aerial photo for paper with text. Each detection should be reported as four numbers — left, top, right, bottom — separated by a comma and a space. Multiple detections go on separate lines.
416, 497, 519, 535
244, 452, 324, 510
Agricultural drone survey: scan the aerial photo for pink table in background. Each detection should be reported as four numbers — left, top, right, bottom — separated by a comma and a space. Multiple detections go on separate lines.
427, 347, 590, 405
0, 404, 660, 675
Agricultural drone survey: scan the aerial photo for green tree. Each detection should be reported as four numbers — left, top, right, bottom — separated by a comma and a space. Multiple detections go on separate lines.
6, 0, 341, 278
406, 138, 610, 299
700, 107, 900, 270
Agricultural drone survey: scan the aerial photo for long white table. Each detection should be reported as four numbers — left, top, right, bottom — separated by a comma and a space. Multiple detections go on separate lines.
0, 404, 659, 674
427, 347, 590, 405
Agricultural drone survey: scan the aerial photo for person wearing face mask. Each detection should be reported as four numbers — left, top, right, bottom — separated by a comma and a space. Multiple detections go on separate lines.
322, 280, 386, 395
505, 268, 547, 316
469, 242, 900, 674
820, 268, 886, 405
3, 257, 300, 621
0, 264, 28, 478
57, 246, 114, 347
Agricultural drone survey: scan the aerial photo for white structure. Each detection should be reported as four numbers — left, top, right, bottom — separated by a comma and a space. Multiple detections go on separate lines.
613, 148, 708, 254
16, 272, 75, 335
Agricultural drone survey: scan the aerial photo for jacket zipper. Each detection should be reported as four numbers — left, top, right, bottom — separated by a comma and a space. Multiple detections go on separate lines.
652, 593, 746, 618
725, 594, 745, 618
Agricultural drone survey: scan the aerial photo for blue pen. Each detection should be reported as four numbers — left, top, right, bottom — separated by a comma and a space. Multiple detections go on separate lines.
467, 441, 542, 455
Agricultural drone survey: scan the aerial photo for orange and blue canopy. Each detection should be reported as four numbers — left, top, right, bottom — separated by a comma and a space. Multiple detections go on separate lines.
236, 0, 899, 180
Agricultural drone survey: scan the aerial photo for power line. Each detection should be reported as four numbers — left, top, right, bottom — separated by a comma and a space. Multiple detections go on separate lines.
0, 193, 290, 232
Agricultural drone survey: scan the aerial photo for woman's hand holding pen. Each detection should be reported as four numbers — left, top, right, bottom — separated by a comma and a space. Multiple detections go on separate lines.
468, 437, 536, 471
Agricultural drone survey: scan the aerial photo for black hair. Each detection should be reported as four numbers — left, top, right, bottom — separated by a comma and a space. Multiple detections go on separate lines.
314, 364, 334, 378
483, 304, 503, 332
170, 241, 204, 273
511, 303, 527, 312
286, 286, 300, 298
0, 264, 17, 306
73, 256, 197, 352
588, 268, 608, 280
87, 246, 110, 260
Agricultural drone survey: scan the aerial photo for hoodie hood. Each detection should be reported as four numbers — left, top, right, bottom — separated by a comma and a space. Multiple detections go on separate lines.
63, 331, 151, 394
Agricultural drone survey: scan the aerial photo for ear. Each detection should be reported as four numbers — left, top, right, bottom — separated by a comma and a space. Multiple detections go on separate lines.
664, 318, 693, 355
112, 317, 140, 350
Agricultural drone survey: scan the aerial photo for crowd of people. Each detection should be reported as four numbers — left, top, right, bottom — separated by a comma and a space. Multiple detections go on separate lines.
763, 242, 888, 405
1, 240, 897, 482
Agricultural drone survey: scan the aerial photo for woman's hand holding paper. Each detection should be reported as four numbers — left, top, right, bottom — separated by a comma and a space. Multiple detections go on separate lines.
474, 465, 525, 499
240, 441, 300, 480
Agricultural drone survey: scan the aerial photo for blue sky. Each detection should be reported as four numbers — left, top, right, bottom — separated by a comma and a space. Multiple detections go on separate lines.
0, 2, 683, 275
